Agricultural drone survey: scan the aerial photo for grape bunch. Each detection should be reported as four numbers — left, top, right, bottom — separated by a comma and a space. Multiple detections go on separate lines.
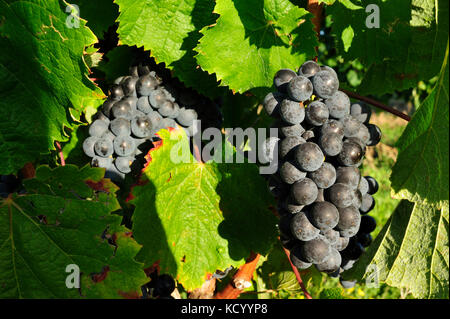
83, 64, 199, 183
262, 61, 380, 286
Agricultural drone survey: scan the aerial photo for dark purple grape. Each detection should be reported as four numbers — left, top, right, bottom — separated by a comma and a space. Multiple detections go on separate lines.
321, 228, 340, 246
300, 237, 332, 264
325, 91, 350, 119
335, 166, 361, 189
291, 178, 318, 205
298, 60, 321, 78
365, 176, 379, 194
279, 161, 306, 184
290, 212, 320, 241
308, 162, 336, 189
360, 194, 375, 214
316, 248, 341, 273
350, 102, 371, 123
287, 76, 313, 102
263, 92, 284, 117
366, 124, 382, 146
358, 175, 369, 195
312, 70, 339, 99
351, 124, 370, 145
340, 115, 362, 137
321, 119, 344, 137
334, 236, 350, 251
274, 69, 297, 92
279, 136, 305, 159
290, 245, 313, 270
360, 215, 377, 233
319, 133, 343, 156
109, 84, 124, 100
310, 201, 339, 230
280, 99, 305, 124
328, 183, 354, 208
294, 142, 324, 172
121, 76, 139, 97
305, 101, 329, 126
337, 206, 361, 238
280, 123, 305, 137
338, 139, 365, 167
357, 232, 373, 247
136, 74, 159, 96
341, 238, 365, 260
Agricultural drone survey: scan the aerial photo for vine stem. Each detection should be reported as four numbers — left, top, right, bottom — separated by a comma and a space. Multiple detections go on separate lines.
55, 141, 66, 166
214, 252, 260, 299
281, 243, 312, 299
341, 89, 411, 122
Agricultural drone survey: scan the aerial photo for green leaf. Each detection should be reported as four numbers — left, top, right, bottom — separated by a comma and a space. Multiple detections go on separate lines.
115, 0, 224, 98
195, 0, 318, 94
74, 0, 119, 39
0, 0, 105, 174
342, 200, 449, 299
96, 45, 135, 85
130, 127, 278, 290
329, 0, 449, 94
390, 39, 449, 208
0, 165, 148, 298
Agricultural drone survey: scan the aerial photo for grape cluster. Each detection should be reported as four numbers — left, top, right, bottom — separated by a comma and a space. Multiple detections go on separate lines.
83, 64, 199, 183
263, 61, 380, 285
141, 272, 176, 299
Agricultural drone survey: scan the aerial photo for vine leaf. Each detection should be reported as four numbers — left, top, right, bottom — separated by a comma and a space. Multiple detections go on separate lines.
342, 200, 449, 299
0, 165, 148, 298
74, 0, 119, 39
390, 39, 449, 208
328, 0, 449, 95
195, 0, 318, 96
130, 127, 278, 290
0, 0, 105, 175
115, 0, 224, 98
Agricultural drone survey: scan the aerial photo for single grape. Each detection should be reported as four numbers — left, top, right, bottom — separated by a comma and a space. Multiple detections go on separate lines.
358, 175, 369, 195
337, 139, 364, 167
350, 102, 371, 123
310, 201, 339, 230
290, 245, 313, 270
279, 161, 306, 184
365, 176, 379, 194
350, 124, 370, 145
83, 136, 99, 157
321, 119, 344, 137
290, 212, 320, 241
357, 232, 373, 247
319, 133, 343, 156
91, 156, 113, 169
337, 206, 361, 232
176, 108, 198, 127
279, 99, 305, 124
366, 124, 382, 146
335, 166, 361, 189
111, 100, 133, 120
321, 65, 338, 79
158, 100, 179, 118
137, 96, 153, 114
333, 236, 350, 251
328, 183, 354, 208
300, 237, 332, 264
89, 120, 109, 137
359, 194, 375, 214
149, 88, 169, 109
113, 136, 136, 157
280, 123, 305, 137
121, 96, 138, 111
305, 101, 329, 126
274, 68, 297, 92
298, 60, 321, 78
263, 92, 283, 117
115, 156, 134, 174
312, 70, 339, 99
294, 142, 324, 172
102, 99, 116, 118
308, 162, 336, 189
94, 138, 114, 158
109, 84, 124, 100
321, 228, 340, 246
360, 215, 377, 233
279, 135, 305, 159
325, 91, 350, 119
121, 76, 139, 97
316, 247, 341, 273
291, 177, 318, 205
131, 115, 154, 138
287, 76, 313, 102
136, 74, 159, 96
110, 118, 131, 136
352, 189, 363, 208
340, 115, 362, 137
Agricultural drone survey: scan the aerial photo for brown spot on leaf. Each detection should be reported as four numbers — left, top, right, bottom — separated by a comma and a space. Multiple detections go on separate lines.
91, 266, 110, 283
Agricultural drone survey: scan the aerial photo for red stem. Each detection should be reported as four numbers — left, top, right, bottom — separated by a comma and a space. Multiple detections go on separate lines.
281, 243, 313, 299
55, 141, 66, 166
341, 89, 411, 122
